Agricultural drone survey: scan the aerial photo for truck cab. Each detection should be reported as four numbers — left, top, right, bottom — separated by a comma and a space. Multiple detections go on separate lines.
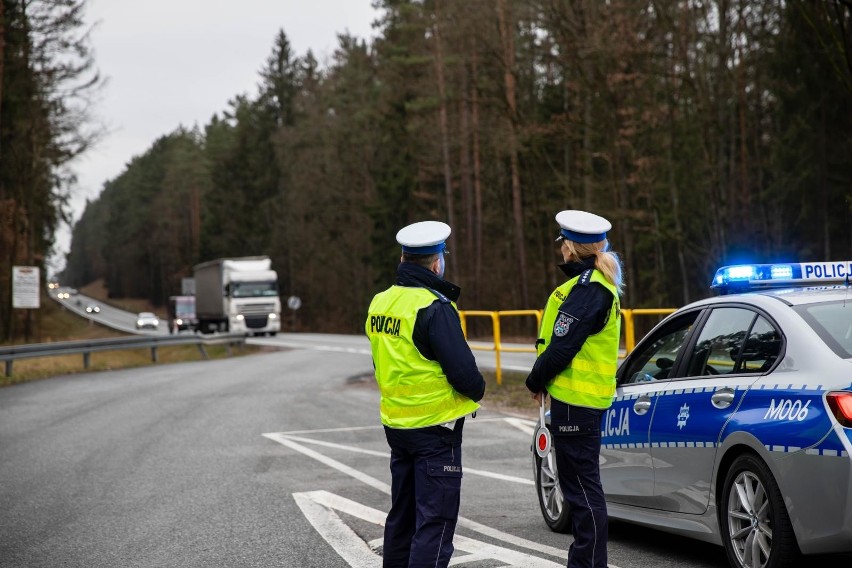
194, 257, 282, 336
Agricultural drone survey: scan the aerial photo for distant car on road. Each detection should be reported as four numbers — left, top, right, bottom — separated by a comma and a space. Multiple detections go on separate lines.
135, 312, 160, 330
85, 304, 101, 314
57, 291, 70, 299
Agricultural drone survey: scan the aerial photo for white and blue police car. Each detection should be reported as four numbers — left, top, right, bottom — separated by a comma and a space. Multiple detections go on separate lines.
532, 260, 852, 568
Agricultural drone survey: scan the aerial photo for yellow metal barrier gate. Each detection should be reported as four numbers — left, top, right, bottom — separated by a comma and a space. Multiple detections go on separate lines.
459, 308, 676, 384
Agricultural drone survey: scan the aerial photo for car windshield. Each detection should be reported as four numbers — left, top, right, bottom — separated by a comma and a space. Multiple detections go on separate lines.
139, 312, 155, 318
794, 300, 852, 358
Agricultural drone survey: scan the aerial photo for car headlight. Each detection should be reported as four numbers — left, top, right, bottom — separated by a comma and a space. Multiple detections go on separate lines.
136, 320, 143, 326
269, 313, 278, 319
235, 314, 245, 321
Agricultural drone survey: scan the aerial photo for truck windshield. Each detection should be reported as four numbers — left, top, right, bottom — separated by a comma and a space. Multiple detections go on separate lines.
231, 282, 278, 298
175, 302, 194, 316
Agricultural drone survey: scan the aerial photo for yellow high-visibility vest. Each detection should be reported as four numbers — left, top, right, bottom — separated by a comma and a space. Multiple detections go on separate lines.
366, 286, 480, 428
537, 270, 621, 409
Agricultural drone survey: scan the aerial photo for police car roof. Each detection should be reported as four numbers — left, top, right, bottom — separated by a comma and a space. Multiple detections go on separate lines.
752, 286, 852, 306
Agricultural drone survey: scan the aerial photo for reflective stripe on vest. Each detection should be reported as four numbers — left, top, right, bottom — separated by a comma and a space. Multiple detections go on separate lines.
537, 270, 621, 409
366, 286, 480, 428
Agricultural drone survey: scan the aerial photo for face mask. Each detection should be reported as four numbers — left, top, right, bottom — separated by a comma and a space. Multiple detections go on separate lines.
436, 253, 446, 278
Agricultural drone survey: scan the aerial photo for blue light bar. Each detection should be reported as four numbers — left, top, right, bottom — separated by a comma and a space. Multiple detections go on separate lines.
711, 261, 852, 293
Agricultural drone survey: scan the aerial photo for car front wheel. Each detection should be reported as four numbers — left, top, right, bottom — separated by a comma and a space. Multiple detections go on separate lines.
720, 454, 798, 568
533, 430, 571, 533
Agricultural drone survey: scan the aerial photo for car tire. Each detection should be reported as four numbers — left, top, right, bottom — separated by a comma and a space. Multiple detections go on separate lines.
533, 428, 571, 533
720, 454, 798, 568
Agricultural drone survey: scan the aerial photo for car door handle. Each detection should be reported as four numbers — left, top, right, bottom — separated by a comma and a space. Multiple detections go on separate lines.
711, 389, 735, 409
633, 395, 652, 415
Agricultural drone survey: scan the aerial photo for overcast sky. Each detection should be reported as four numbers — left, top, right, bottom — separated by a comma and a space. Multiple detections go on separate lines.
52, 0, 380, 273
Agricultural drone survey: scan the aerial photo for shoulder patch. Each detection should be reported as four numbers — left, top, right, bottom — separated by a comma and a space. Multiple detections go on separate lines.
577, 269, 593, 286
553, 311, 579, 337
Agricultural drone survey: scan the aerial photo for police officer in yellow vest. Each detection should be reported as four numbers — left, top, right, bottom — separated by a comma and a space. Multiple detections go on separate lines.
366, 220, 485, 568
526, 210, 623, 568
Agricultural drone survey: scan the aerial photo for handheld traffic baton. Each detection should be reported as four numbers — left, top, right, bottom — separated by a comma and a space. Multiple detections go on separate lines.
534, 396, 551, 458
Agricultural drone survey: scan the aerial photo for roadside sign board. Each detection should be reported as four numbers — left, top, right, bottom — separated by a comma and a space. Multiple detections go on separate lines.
12, 266, 40, 309
181, 277, 196, 296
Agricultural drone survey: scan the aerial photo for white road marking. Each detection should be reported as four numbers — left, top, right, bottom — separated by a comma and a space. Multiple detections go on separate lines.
263, 432, 391, 494
293, 492, 382, 567
269, 432, 533, 486
256, 339, 373, 355
504, 417, 537, 436
294, 490, 563, 567
264, 432, 565, 560
276, 417, 508, 436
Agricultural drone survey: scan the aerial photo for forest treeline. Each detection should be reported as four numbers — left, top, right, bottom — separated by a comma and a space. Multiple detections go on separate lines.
4, 1, 852, 340
1, 0, 101, 340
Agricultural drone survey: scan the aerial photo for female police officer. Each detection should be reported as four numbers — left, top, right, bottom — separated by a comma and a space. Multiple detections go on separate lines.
366, 220, 485, 568
526, 210, 623, 568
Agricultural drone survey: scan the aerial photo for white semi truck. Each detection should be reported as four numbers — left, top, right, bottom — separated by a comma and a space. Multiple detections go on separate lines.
193, 256, 281, 335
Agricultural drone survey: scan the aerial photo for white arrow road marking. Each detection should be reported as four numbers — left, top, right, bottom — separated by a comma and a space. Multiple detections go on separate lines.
294, 490, 563, 568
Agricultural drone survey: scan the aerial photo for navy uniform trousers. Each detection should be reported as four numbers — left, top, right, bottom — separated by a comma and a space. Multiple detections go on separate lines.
382, 418, 464, 568
551, 401, 608, 568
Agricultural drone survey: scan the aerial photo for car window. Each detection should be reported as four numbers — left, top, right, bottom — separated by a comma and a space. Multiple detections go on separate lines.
685, 307, 763, 377
621, 312, 699, 385
794, 301, 852, 359
736, 316, 782, 372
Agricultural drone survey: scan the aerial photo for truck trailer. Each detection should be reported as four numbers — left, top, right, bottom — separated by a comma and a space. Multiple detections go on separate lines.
193, 256, 281, 335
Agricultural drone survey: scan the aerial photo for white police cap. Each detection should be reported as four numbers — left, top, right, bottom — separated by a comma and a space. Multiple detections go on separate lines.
396, 221, 451, 254
555, 210, 611, 243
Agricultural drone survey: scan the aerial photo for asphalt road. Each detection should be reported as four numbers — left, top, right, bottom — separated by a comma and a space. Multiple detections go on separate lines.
51, 287, 168, 336
2, 342, 848, 567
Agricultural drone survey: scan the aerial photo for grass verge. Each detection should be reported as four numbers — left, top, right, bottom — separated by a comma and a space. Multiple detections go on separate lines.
1, 343, 258, 388
481, 369, 537, 418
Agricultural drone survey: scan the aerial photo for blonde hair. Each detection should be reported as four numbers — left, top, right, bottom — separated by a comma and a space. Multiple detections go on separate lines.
562, 239, 624, 295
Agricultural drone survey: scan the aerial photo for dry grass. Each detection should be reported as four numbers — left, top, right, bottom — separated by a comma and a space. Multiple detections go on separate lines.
81, 279, 165, 317
481, 369, 537, 418
0, 344, 251, 387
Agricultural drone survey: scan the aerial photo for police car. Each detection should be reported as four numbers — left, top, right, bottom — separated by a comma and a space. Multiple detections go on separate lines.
532, 260, 852, 568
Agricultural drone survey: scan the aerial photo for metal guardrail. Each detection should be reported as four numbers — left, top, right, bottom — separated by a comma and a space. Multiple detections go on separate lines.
459, 308, 677, 384
0, 333, 246, 377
